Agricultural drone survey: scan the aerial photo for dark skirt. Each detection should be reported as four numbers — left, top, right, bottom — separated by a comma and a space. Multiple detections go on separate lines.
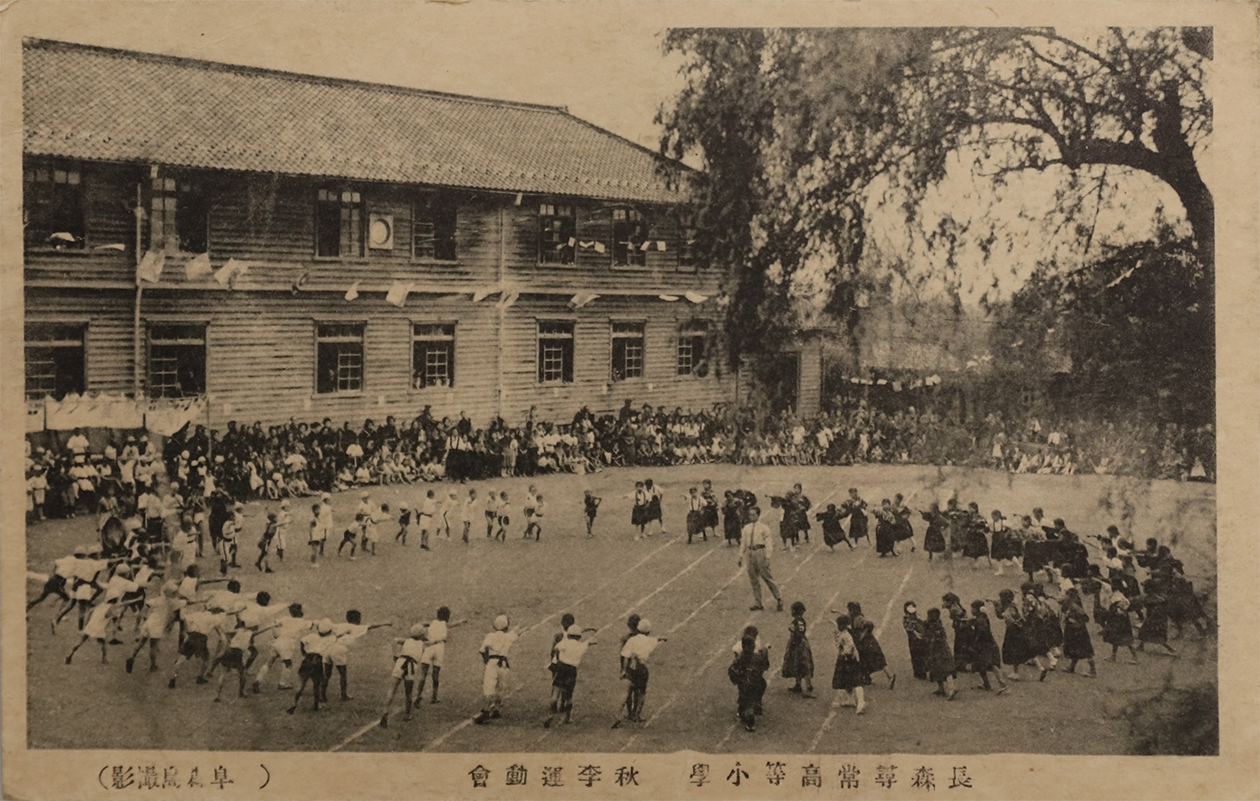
1001, 622, 1037, 666
855, 630, 886, 677
875, 522, 898, 555
550, 662, 578, 691
991, 531, 1022, 561
963, 529, 990, 560
849, 516, 868, 541
703, 506, 720, 529
1103, 609, 1134, 646
781, 638, 815, 680
822, 525, 847, 548
971, 628, 1002, 672
926, 638, 955, 683
724, 514, 742, 542
924, 525, 946, 554
646, 496, 663, 523
952, 624, 977, 672
907, 637, 930, 680
832, 654, 865, 691
631, 504, 648, 527
1139, 603, 1170, 643
686, 510, 705, 537
1062, 618, 1094, 660
894, 518, 915, 543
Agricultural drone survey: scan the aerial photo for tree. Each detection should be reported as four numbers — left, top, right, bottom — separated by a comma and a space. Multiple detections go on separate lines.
659, 28, 1213, 366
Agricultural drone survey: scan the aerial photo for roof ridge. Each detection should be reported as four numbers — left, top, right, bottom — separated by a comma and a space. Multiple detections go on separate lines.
22, 37, 571, 116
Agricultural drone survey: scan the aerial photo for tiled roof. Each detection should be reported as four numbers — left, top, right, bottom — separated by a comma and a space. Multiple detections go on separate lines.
23, 38, 689, 204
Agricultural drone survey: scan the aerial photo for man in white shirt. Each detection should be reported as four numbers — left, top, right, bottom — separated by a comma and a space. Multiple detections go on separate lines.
66, 428, 90, 457
738, 507, 783, 612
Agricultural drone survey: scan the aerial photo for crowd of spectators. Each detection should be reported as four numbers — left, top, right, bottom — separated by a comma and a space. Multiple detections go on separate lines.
25, 395, 1216, 521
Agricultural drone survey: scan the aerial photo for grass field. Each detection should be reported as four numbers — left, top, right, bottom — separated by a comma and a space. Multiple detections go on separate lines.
25, 463, 1216, 754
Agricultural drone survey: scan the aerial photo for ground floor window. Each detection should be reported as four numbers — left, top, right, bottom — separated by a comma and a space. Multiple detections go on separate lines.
25, 323, 85, 401
148, 323, 206, 398
677, 322, 709, 376
316, 322, 365, 394
537, 321, 574, 383
412, 322, 455, 388
611, 321, 645, 381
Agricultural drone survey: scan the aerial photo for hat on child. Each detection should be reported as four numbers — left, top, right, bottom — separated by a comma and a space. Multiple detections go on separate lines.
566, 625, 582, 638
360, 491, 370, 499
636, 619, 652, 635
73, 545, 90, 556
494, 615, 509, 631
317, 619, 333, 635
410, 623, 427, 638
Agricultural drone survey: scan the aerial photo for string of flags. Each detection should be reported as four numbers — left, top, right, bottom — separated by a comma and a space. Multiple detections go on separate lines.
842, 374, 943, 391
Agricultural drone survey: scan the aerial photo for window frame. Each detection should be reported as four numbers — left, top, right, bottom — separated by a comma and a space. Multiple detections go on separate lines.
23, 157, 86, 251
412, 192, 459, 263
314, 187, 366, 260
148, 170, 212, 255
314, 320, 367, 396
536, 320, 575, 385
146, 321, 208, 399
24, 321, 87, 401
676, 321, 709, 376
410, 321, 457, 390
609, 320, 646, 382
677, 209, 699, 272
538, 201, 577, 265
611, 207, 649, 269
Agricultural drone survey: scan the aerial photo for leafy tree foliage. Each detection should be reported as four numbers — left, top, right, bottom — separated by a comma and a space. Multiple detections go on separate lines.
659, 28, 1213, 369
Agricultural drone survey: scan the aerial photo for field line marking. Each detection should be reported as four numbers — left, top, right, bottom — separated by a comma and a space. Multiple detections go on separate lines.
807, 563, 915, 754
331, 535, 682, 752
621, 547, 833, 752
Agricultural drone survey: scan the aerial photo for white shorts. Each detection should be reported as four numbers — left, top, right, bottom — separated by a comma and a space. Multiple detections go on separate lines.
327, 643, 350, 667
482, 662, 508, 697
392, 656, 417, 680
72, 584, 95, 601
140, 616, 169, 640
363, 525, 379, 543
419, 642, 445, 667
272, 638, 298, 663
83, 610, 111, 640
418, 514, 433, 528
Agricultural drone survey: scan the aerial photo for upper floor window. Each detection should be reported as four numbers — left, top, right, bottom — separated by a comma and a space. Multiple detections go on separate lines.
412, 323, 456, 389
316, 188, 364, 258
414, 193, 457, 261
539, 203, 576, 264
25, 323, 86, 401
315, 322, 365, 394
537, 321, 575, 384
150, 173, 210, 254
678, 210, 699, 271
612, 208, 649, 267
23, 159, 85, 249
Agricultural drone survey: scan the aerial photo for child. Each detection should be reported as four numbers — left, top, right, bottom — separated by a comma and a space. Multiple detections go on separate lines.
396, 503, 412, 545
379, 623, 427, 727
494, 491, 510, 542
125, 581, 185, 674
967, 599, 1009, 692
317, 493, 334, 556
816, 503, 853, 551
256, 511, 277, 573
418, 490, 436, 550
630, 481, 650, 541
438, 491, 455, 540
416, 606, 466, 704
169, 607, 228, 688
523, 485, 539, 540
685, 487, 705, 545
527, 494, 545, 542
729, 626, 769, 732
363, 503, 386, 556
338, 514, 363, 559
583, 490, 601, 537
846, 602, 895, 689
486, 490, 499, 538
461, 489, 477, 545
544, 624, 596, 727
275, 499, 291, 561
923, 608, 958, 700
902, 602, 929, 681
307, 503, 323, 567
214, 616, 282, 702
288, 619, 337, 713
722, 491, 742, 547
781, 601, 815, 697
837, 488, 869, 545
830, 614, 867, 714
617, 619, 664, 725
252, 603, 309, 692
701, 479, 720, 540
1059, 588, 1097, 677
644, 478, 665, 536
1102, 593, 1140, 664
327, 610, 391, 702
474, 615, 521, 724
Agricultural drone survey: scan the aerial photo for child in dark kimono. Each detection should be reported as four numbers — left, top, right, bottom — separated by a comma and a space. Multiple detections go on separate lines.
920, 502, 947, 560
722, 491, 743, 548
902, 601, 930, 680
1102, 593, 1139, 664
923, 608, 957, 700
729, 628, 769, 732
1059, 588, 1097, 677
780, 601, 815, 697
830, 615, 867, 714
846, 602, 894, 689
968, 599, 1008, 692
816, 504, 853, 551
838, 489, 869, 545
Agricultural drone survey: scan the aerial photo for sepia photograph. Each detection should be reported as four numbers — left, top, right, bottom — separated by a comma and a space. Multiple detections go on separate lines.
3, 2, 1257, 799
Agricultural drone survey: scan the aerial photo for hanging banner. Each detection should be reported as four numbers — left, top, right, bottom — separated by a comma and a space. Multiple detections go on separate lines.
44, 393, 145, 431
146, 396, 208, 437
568, 292, 600, 309
385, 281, 412, 307
27, 400, 45, 433
185, 252, 213, 280
344, 281, 361, 301
684, 291, 709, 304
136, 250, 166, 283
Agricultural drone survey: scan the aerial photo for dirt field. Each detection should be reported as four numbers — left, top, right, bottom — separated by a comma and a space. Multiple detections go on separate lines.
24, 463, 1216, 754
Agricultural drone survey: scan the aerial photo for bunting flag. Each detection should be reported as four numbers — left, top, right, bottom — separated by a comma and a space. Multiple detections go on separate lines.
93, 243, 126, 252
640, 241, 651, 252
497, 291, 520, 309
658, 294, 679, 302
136, 250, 166, 283
344, 281, 361, 301
876, 378, 888, 385
684, 291, 708, 304
49, 232, 78, 244
185, 251, 213, 280
385, 280, 413, 307
892, 381, 903, 392
568, 292, 600, 309
593, 242, 606, 254
656, 240, 667, 251
214, 258, 248, 286
850, 377, 861, 384
578, 241, 595, 250
471, 288, 493, 302
291, 268, 311, 295
567, 237, 577, 248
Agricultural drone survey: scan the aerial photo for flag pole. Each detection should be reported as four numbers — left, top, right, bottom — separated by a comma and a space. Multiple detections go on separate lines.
133, 181, 144, 399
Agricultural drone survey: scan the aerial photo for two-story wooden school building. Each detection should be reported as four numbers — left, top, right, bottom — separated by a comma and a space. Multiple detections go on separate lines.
22, 38, 731, 427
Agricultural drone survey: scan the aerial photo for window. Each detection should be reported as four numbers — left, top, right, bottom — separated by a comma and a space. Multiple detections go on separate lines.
25, 323, 85, 401
316, 188, 364, 258
23, 159, 85, 249
612, 208, 649, 267
539, 203, 576, 264
150, 174, 210, 254
316, 323, 365, 394
610, 321, 645, 381
412, 323, 456, 389
678, 210, 699, 271
414, 193, 458, 261
537, 321, 574, 384
148, 324, 206, 399
677, 322, 709, 376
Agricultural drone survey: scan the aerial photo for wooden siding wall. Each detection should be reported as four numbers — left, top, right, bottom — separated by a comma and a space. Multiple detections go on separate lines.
797, 339, 823, 418
26, 288, 731, 428
26, 164, 719, 295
